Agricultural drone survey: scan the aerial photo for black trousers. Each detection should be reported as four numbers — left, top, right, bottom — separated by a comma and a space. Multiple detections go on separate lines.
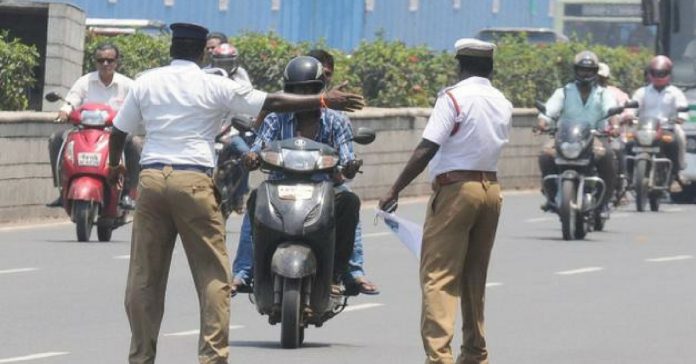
48, 130, 143, 192
538, 139, 616, 208
247, 188, 360, 281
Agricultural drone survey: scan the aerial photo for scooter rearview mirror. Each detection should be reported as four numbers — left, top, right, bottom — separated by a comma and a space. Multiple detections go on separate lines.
45, 92, 62, 103
677, 106, 690, 113
351, 127, 376, 145
606, 106, 624, 117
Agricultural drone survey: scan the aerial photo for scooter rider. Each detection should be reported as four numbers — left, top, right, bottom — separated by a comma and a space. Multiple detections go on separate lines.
210, 43, 252, 86
629, 55, 688, 192
47, 43, 141, 209
537, 50, 618, 214
243, 56, 362, 294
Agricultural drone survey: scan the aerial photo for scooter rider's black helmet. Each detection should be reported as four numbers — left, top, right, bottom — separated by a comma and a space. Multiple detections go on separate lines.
573, 50, 599, 85
283, 56, 325, 93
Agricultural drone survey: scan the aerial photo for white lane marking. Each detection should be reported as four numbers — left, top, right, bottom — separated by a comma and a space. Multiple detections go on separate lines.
662, 207, 684, 212
343, 303, 385, 312
486, 282, 503, 287
362, 232, 392, 238
612, 213, 630, 219
0, 352, 70, 363
555, 267, 604, 275
164, 325, 244, 337
113, 255, 130, 260
0, 268, 39, 275
525, 217, 554, 223
0, 221, 71, 233
645, 255, 693, 263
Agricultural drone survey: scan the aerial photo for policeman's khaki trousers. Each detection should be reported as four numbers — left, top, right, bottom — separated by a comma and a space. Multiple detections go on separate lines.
420, 179, 502, 364
125, 167, 231, 364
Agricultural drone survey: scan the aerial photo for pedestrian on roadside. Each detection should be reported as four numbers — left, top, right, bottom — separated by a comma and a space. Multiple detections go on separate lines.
378, 38, 512, 364
107, 22, 364, 364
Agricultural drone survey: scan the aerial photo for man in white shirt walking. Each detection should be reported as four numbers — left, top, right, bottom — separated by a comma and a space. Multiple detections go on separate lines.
379, 39, 512, 364
108, 23, 364, 364
47, 43, 141, 208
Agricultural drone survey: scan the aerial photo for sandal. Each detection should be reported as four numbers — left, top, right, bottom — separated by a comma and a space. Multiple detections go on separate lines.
349, 276, 380, 295
230, 277, 252, 297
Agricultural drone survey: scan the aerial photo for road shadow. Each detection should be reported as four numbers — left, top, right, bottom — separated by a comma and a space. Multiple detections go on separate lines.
44, 239, 129, 244
230, 340, 356, 349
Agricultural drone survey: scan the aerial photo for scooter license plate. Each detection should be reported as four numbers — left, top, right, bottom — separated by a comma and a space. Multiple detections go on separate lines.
632, 146, 660, 153
78, 152, 101, 167
277, 185, 314, 200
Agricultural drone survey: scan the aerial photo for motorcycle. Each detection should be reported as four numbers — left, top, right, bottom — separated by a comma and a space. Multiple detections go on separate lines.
232, 118, 376, 348
536, 101, 627, 240
625, 106, 689, 212
45, 92, 129, 242
213, 115, 254, 218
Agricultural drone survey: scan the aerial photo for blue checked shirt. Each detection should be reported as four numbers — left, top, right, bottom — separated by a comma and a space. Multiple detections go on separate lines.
250, 109, 355, 181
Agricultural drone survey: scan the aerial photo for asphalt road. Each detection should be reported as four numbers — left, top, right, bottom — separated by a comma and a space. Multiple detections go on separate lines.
1, 192, 695, 364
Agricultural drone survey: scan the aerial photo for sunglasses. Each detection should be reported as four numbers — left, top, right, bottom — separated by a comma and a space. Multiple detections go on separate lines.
649, 69, 670, 78
96, 58, 116, 65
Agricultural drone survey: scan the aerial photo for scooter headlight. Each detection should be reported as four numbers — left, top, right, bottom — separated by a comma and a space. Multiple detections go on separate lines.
281, 149, 320, 172
636, 129, 656, 146
80, 109, 108, 126
316, 155, 338, 169
260, 150, 283, 167
560, 141, 583, 159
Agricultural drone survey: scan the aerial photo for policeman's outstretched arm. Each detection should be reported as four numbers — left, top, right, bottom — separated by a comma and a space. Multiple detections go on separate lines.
378, 139, 440, 211
261, 82, 364, 113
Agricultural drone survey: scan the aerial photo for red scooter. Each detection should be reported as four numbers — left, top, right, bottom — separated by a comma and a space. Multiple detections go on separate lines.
45, 92, 129, 242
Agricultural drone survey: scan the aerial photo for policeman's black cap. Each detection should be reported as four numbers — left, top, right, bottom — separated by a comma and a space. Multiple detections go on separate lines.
170, 22, 209, 40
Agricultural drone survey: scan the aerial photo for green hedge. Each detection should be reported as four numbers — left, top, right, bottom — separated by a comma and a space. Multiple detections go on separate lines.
79, 32, 652, 109
0, 31, 39, 111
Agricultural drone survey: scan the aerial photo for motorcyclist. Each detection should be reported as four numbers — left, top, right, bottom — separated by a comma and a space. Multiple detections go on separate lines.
629, 55, 689, 192
598, 62, 631, 202
207, 43, 254, 214
47, 43, 141, 209
242, 56, 362, 294
536, 50, 618, 215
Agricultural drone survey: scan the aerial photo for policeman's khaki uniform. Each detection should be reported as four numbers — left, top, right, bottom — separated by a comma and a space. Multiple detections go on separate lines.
114, 59, 266, 364
420, 42, 512, 364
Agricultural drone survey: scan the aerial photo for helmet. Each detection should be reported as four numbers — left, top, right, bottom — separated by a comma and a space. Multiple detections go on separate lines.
283, 56, 325, 93
573, 50, 599, 85
211, 44, 239, 73
648, 55, 672, 88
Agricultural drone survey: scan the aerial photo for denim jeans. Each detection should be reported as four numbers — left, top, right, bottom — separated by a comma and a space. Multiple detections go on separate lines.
223, 135, 251, 201
231, 199, 367, 283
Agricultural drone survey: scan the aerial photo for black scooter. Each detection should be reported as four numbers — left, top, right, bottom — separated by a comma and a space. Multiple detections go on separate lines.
233, 118, 375, 348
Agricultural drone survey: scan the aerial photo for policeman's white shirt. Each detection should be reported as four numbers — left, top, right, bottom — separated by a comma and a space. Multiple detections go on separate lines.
60, 71, 133, 113
113, 60, 267, 167
631, 84, 689, 124
422, 76, 513, 181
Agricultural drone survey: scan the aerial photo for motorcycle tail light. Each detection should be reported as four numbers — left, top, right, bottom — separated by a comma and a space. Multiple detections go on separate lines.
636, 130, 655, 146
661, 134, 673, 143
626, 132, 635, 141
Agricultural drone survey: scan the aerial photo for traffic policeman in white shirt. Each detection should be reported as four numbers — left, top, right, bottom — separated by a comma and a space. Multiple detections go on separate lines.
107, 23, 364, 364
379, 38, 512, 364
630, 55, 688, 191
47, 43, 141, 209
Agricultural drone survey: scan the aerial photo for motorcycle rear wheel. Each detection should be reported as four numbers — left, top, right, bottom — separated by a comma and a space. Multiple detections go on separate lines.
74, 200, 96, 242
634, 160, 649, 212
280, 278, 302, 349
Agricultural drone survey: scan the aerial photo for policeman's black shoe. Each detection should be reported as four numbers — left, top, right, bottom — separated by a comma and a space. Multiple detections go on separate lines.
46, 196, 63, 208
120, 196, 136, 210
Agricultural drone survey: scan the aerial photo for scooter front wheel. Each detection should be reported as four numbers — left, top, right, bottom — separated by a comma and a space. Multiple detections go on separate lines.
280, 278, 302, 349
74, 200, 96, 242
